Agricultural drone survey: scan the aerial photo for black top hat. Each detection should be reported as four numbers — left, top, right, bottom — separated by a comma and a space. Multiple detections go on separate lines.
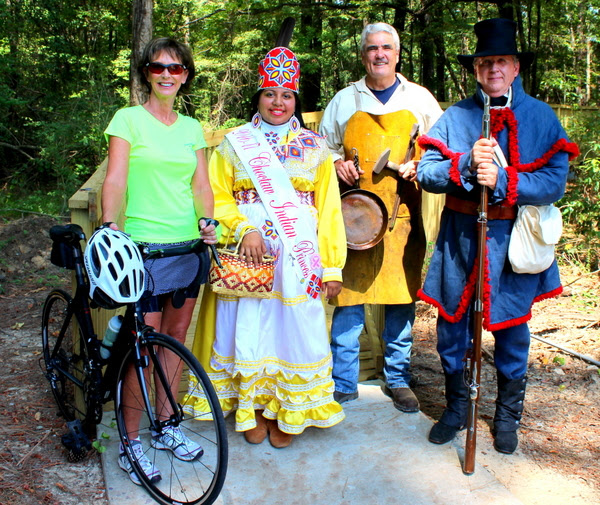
457, 18, 535, 73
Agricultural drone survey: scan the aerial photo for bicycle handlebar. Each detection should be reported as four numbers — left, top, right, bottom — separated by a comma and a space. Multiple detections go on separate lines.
139, 218, 222, 267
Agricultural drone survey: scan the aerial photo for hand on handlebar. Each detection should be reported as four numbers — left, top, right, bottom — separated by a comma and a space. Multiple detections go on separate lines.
100, 221, 120, 231
199, 218, 218, 245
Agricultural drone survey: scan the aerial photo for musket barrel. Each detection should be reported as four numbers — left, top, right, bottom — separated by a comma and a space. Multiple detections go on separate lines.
463, 93, 491, 475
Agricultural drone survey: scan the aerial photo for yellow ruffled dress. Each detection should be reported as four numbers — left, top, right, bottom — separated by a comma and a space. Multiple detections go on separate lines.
184, 124, 347, 434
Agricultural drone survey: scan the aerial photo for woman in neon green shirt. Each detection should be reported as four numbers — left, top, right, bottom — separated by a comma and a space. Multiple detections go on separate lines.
101, 37, 216, 485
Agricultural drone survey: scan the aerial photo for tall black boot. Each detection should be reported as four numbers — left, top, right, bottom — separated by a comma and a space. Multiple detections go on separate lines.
492, 373, 527, 454
429, 372, 469, 444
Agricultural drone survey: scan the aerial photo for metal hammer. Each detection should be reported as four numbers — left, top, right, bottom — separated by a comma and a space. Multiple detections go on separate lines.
373, 148, 401, 175
373, 124, 420, 176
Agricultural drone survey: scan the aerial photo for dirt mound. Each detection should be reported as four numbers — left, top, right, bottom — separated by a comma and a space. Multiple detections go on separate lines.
0, 215, 108, 505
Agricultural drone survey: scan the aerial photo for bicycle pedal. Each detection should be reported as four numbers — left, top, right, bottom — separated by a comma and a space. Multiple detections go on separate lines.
61, 420, 92, 460
66, 448, 88, 463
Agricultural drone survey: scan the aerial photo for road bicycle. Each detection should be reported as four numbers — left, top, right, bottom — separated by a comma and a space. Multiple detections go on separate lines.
41, 223, 227, 505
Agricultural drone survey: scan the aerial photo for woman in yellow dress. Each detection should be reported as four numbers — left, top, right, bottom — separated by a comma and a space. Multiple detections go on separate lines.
186, 47, 346, 448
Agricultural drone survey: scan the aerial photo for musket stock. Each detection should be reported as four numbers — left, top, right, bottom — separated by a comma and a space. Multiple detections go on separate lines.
463, 94, 490, 475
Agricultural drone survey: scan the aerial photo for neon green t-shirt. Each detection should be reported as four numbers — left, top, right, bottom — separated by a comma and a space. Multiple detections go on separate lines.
104, 105, 207, 243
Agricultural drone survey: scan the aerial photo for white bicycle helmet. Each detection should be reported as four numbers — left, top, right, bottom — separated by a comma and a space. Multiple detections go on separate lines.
84, 227, 145, 309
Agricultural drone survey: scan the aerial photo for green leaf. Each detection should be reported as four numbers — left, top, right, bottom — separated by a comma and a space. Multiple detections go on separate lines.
553, 356, 566, 366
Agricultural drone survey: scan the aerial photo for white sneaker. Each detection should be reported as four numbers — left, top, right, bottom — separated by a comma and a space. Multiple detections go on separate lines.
151, 426, 204, 462
118, 439, 161, 486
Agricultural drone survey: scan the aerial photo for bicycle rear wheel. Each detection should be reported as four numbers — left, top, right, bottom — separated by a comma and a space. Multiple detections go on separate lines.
115, 331, 228, 505
41, 289, 97, 432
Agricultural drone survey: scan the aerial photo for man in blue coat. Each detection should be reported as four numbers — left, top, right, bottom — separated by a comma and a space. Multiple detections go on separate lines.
417, 18, 578, 454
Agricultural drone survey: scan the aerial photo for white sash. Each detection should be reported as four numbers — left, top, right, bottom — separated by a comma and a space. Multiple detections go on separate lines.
226, 124, 323, 298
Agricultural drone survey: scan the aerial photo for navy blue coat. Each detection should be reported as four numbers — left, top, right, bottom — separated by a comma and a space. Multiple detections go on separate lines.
417, 76, 579, 331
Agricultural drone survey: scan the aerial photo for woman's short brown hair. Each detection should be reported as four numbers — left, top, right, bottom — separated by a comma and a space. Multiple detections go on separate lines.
138, 37, 196, 94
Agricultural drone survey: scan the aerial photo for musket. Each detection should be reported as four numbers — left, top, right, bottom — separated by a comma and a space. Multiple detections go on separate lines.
463, 94, 490, 475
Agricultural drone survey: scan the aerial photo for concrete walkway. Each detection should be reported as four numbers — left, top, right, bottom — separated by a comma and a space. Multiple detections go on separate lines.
99, 382, 524, 505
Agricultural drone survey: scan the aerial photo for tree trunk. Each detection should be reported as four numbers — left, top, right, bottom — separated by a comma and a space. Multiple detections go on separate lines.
514, 4, 530, 92
130, 0, 153, 106
392, 0, 410, 71
300, 2, 323, 113
494, 0, 513, 20
433, 4, 446, 101
415, 11, 435, 94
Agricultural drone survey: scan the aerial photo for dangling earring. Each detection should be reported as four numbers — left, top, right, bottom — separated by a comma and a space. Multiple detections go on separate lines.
289, 115, 300, 133
252, 112, 262, 128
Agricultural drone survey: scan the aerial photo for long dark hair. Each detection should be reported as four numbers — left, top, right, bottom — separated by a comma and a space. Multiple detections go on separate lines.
249, 89, 306, 128
138, 37, 196, 94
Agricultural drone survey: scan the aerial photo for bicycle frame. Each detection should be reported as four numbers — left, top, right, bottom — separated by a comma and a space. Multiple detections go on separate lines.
44, 222, 228, 505
109, 301, 186, 434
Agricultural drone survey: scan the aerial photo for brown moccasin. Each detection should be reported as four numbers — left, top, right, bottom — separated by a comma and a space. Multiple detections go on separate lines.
244, 411, 268, 444
266, 419, 293, 449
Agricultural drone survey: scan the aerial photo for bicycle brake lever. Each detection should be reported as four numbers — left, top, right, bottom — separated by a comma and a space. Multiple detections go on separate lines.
199, 218, 222, 268
209, 243, 222, 268
201, 217, 219, 229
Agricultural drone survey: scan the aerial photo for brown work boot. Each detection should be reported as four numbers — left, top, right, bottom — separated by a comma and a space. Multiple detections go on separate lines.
267, 419, 293, 448
382, 385, 420, 413
244, 410, 268, 444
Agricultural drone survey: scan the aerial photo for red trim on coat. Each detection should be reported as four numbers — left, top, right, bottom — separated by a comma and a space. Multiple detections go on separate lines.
482, 239, 492, 327
505, 165, 519, 205
419, 135, 465, 187
417, 247, 482, 324
520, 138, 580, 172
488, 109, 579, 205
487, 312, 533, 332
419, 250, 564, 331
417, 288, 471, 323
485, 286, 563, 331
533, 285, 563, 303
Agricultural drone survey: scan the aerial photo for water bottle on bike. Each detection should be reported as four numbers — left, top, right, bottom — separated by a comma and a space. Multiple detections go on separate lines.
100, 315, 122, 360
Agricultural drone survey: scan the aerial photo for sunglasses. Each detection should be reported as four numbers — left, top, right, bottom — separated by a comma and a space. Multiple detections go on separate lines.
146, 62, 187, 75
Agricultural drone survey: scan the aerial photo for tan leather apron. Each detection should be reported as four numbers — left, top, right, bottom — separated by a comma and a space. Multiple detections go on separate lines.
332, 104, 426, 307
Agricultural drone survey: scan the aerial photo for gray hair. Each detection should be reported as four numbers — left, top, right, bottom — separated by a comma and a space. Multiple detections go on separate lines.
360, 23, 400, 52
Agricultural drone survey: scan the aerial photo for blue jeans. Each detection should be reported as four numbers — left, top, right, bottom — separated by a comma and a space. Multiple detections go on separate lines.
330, 304, 415, 393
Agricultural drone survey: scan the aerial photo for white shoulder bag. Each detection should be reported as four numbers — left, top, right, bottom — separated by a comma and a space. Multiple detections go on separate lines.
508, 204, 562, 274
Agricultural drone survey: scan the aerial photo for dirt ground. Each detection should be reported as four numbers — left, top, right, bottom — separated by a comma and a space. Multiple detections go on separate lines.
0, 215, 598, 505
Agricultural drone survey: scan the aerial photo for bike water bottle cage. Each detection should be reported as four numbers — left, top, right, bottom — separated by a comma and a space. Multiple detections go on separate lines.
84, 228, 145, 309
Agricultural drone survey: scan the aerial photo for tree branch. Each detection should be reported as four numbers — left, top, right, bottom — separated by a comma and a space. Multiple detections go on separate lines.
0, 142, 37, 160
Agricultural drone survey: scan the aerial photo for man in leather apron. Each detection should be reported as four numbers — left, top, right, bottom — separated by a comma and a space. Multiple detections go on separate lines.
319, 22, 443, 412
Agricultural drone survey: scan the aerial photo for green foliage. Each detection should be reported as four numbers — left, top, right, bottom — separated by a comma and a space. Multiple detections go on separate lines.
1, 0, 599, 229
560, 110, 600, 270
0, 185, 68, 218
92, 440, 107, 454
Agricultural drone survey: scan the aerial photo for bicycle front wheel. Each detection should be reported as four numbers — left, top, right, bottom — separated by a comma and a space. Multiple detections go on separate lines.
41, 289, 97, 432
114, 331, 228, 505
